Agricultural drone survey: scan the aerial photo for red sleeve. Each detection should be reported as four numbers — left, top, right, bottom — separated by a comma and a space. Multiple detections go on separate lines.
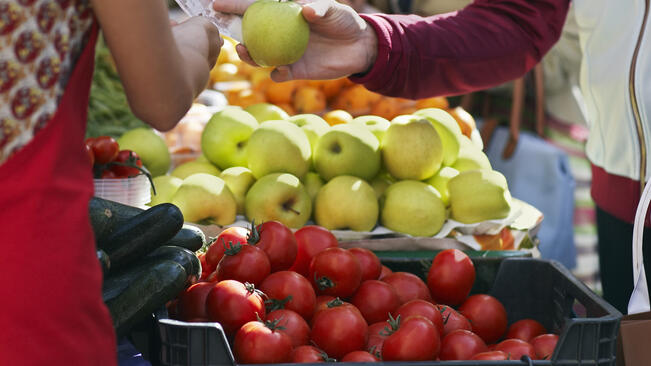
349, 0, 570, 99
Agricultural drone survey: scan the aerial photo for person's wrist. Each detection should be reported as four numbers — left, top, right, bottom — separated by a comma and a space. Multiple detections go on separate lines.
352, 20, 378, 77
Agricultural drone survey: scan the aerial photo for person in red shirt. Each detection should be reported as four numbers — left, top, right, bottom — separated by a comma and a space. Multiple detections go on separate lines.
0, 1, 222, 365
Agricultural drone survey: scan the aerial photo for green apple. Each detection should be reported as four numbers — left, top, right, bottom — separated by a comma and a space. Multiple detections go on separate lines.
381, 180, 447, 237
242, 0, 309, 67
171, 160, 221, 179
382, 115, 443, 180
302, 171, 324, 206
245, 103, 290, 122
314, 175, 378, 232
448, 169, 512, 224
148, 175, 183, 206
451, 136, 492, 172
117, 127, 171, 177
424, 166, 459, 207
170, 173, 237, 225
220, 166, 256, 214
246, 120, 311, 179
245, 173, 312, 228
314, 123, 381, 181
351, 115, 391, 143
370, 170, 395, 199
414, 108, 463, 166
195, 153, 210, 163
201, 106, 259, 170
288, 114, 330, 153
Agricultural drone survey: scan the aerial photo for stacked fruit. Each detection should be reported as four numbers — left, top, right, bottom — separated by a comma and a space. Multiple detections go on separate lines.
172, 221, 559, 363
85, 135, 145, 179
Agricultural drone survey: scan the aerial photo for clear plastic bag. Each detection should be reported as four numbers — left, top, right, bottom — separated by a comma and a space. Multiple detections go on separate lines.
175, 0, 243, 42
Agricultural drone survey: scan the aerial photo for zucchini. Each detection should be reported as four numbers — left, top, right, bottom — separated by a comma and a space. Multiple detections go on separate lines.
146, 246, 202, 281
105, 259, 187, 338
89, 197, 144, 248
97, 250, 111, 274
162, 223, 206, 252
99, 203, 184, 269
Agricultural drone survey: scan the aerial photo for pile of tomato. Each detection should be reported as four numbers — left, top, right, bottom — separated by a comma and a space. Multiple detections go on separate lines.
85, 135, 144, 179
170, 221, 559, 363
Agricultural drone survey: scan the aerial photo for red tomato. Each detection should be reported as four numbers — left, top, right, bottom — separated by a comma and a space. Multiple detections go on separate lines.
309, 247, 362, 298
205, 280, 266, 335
470, 350, 509, 360
382, 315, 441, 361
87, 136, 119, 165
216, 243, 270, 286
259, 270, 317, 320
438, 305, 472, 336
531, 333, 558, 360
393, 300, 444, 336
382, 272, 432, 304
348, 247, 382, 281
439, 329, 488, 360
266, 309, 310, 347
458, 294, 508, 344
100, 169, 117, 179
290, 225, 338, 277
234, 320, 293, 364
494, 339, 536, 360
110, 150, 143, 178
85, 144, 94, 166
176, 282, 214, 322
427, 249, 475, 306
341, 350, 379, 362
310, 301, 368, 359
205, 226, 250, 268
290, 345, 331, 363
366, 321, 389, 357
249, 220, 298, 272
197, 252, 214, 281
378, 265, 393, 280
507, 319, 547, 342
351, 280, 401, 324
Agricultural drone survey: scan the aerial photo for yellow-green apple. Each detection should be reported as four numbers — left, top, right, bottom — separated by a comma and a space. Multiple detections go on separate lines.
448, 169, 512, 223
314, 175, 378, 232
170, 160, 221, 179
220, 166, 256, 214
302, 171, 324, 206
117, 127, 171, 177
380, 180, 447, 237
382, 115, 443, 180
414, 108, 463, 166
314, 123, 381, 181
246, 120, 311, 179
287, 114, 330, 157
370, 170, 395, 199
148, 175, 183, 206
245, 103, 290, 122
451, 136, 492, 172
201, 106, 259, 170
351, 115, 390, 143
245, 172, 312, 228
425, 166, 459, 207
170, 173, 237, 225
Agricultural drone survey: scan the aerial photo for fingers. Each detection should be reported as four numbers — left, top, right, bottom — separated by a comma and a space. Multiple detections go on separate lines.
270, 66, 294, 83
212, 0, 255, 15
301, 0, 333, 22
235, 43, 258, 67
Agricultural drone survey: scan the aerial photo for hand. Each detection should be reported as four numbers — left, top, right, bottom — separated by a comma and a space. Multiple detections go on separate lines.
212, 0, 378, 82
173, 16, 224, 70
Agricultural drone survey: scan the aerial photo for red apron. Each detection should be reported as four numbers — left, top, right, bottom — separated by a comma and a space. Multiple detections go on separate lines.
0, 24, 117, 365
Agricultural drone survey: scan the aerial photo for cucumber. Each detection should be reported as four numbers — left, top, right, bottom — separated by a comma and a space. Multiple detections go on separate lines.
105, 259, 187, 338
99, 203, 184, 269
146, 246, 202, 281
162, 223, 206, 252
89, 197, 144, 248
97, 249, 111, 274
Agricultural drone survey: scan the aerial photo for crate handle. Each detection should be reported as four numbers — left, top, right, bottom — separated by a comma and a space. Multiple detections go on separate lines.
630, 180, 651, 314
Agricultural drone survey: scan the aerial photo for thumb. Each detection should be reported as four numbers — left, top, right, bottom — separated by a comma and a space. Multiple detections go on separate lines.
301, 0, 333, 23
270, 66, 295, 82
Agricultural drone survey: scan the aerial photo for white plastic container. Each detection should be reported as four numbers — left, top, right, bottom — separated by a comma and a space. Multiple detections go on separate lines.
93, 174, 151, 208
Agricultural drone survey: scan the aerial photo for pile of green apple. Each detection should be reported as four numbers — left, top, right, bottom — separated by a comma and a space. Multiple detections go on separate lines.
149, 103, 513, 237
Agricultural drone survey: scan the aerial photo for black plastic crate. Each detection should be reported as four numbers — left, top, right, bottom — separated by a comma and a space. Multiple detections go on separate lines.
158, 257, 622, 366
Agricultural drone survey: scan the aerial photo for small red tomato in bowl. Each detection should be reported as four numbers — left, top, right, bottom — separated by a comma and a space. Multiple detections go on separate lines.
87, 136, 119, 165
109, 149, 143, 178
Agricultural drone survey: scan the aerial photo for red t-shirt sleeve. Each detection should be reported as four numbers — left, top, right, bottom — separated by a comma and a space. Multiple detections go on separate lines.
350, 0, 570, 99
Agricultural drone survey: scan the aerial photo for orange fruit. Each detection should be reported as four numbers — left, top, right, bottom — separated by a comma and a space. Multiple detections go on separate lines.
277, 102, 296, 116
264, 80, 304, 105
226, 88, 266, 108
323, 109, 354, 126
415, 96, 449, 110
446, 106, 476, 138
330, 85, 377, 116
293, 86, 327, 114
369, 97, 403, 120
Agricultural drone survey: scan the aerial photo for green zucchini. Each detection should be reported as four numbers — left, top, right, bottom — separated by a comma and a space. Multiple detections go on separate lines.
146, 246, 202, 281
97, 249, 111, 274
89, 197, 144, 248
99, 203, 184, 269
105, 259, 187, 338
162, 223, 206, 252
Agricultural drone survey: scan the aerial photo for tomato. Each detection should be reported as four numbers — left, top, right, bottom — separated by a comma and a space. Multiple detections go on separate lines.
259, 270, 317, 320
382, 315, 441, 361
216, 243, 270, 286
310, 301, 368, 359
205, 280, 266, 335
249, 220, 298, 272
351, 280, 401, 324
366, 321, 389, 357
458, 294, 508, 344
290, 345, 331, 363
234, 320, 293, 364
506, 318, 547, 342
110, 150, 143, 178
197, 252, 214, 281
378, 265, 393, 280
85, 144, 94, 166
87, 135, 119, 165
309, 247, 362, 298
205, 226, 250, 268
348, 247, 382, 281
341, 350, 379, 362
470, 350, 509, 360
100, 169, 117, 179
290, 225, 338, 277
426, 249, 475, 306
314, 295, 337, 312
266, 309, 310, 347
438, 305, 472, 336
176, 282, 214, 322
531, 333, 558, 360
439, 329, 488, 360
381, 272, 432, 304
393, 299, 443, 336
494, 338, 536, 360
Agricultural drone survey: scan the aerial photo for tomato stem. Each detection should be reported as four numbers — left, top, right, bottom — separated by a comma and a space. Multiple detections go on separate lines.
265, 295, 293, 313
247, 219, 262, 245
314, 273, 335, 291
222, 239, 243, 256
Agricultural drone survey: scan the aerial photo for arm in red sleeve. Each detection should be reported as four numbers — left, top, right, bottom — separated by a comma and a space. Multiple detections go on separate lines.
350, 0, 570, 99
